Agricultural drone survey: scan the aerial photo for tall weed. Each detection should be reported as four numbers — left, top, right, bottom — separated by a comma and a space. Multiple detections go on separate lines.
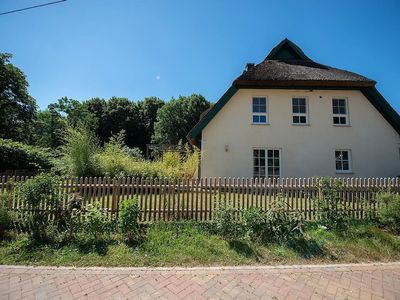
60, 125, 99, 177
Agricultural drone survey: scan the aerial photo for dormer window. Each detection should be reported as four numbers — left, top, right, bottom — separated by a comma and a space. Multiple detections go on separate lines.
252, 97, 268, 124
332, 98, 349, 125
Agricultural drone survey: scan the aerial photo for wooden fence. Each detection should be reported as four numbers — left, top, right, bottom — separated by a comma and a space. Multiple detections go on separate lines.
1, 176, 399, 221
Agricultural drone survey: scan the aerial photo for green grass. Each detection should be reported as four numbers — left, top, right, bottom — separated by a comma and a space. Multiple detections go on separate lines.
0, 222, 399, 267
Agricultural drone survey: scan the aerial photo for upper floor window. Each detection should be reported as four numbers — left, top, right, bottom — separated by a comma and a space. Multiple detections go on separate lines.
252, 97, 268, 124
292, 97, 308, 124
332, 98, 349, 125
335, 149, 352, 173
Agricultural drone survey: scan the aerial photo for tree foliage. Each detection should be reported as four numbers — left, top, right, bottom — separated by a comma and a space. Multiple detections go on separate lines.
152, 94, 210, 145
38, 96, 166, 152
0, 139, 54, 171
0, 53, 37, 142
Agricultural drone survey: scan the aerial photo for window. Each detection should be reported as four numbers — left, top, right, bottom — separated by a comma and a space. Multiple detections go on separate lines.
292, 97, 308, 124
335, 150, 351, 173
252, 97, 267, 124
332, 98, 348, 125
253, 149, 281, 178
253, 149, 266, 178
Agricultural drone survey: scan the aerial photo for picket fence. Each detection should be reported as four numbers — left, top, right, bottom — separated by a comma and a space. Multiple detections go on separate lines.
0, 176, 399, 221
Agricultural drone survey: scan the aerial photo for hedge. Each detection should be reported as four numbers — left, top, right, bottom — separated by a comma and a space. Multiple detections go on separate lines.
0, 139, 54, 171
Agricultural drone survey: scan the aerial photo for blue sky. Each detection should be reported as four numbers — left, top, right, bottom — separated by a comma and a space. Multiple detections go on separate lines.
1, 0, 399, 111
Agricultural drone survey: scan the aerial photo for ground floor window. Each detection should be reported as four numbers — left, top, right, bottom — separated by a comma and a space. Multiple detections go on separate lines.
253, 148, 281, 178
335, 149, 351, 173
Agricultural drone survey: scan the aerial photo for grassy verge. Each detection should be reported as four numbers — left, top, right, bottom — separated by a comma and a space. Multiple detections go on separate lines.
0, 221, 399, 267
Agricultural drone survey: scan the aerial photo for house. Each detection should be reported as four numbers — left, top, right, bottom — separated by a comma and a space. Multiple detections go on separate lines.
187, 39, 400, 178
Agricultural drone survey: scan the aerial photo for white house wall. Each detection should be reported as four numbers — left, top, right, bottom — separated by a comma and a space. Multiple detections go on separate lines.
200, 89, 400, 178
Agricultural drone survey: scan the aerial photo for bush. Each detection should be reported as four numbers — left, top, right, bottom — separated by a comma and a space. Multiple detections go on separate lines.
242, 207, 266, 241
19, 174, 61, 242
377, 191, 400, 234
118, 197, 141, 242
181, 146, 199, 178
123, 146, 144, 160
213, 198, 242, 239
82, 202, 112, 240
61, 125, 99, 177
243, 195, 304, 244
314, 177, 350, 230
0, 194, 13, 239
56, 193, 83, 242
95, 132, 199, 178
0, 139, 53, 171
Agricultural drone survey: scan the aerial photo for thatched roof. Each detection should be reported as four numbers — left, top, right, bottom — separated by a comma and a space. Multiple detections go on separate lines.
233, 39, 375, 88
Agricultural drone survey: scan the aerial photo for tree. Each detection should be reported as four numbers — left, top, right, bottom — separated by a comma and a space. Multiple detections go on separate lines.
49, 97, 98, 131
152, 94, 210, 145
103, 97, 145, 150
32, 109, 66, 148
138, 97, 165, 147
83, 98, 108, 142
0, 53, 37, 141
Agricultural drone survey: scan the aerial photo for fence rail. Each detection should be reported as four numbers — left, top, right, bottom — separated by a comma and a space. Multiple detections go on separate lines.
1, 176, 399, 221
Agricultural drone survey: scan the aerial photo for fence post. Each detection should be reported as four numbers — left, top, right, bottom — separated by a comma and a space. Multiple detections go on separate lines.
111, 177, 119, 217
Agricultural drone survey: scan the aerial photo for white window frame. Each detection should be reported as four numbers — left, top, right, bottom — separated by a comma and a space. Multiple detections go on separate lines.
335, 149, 352, 173
253, 149, 266, 178
332, 98, 349, 126
253, 148, 281, 178
252, 96, 268, 125
291, 96, 309, 125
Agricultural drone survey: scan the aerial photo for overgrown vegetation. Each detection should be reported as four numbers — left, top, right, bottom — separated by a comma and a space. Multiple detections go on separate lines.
0, 221, 399, 267
18, 174, 61, 242
314, 177, 351, 230
376, 190, 400, 234
57, 126, 199, 178
0, 173, 399, 267
0, 194, 12, 239
243, 195, 304, 244
59, 125, 100, 177
118, 197, 141, 243
0, 139, 54, 171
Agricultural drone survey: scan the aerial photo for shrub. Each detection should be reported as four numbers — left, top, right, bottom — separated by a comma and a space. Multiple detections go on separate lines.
123, 146, 144, 160
314, 177, 350, 230
181, 147, 199, 178
243, 195, 304, 244
376, 191, 400, 234
242, 207, 265, 241
0, 139, 53, 171
213, 198, 242, 239
162, 151, 181, 168
95, 131, 133, 177
95, 133, 198, 179
61, 125, 99, 177
82, 202, 111, 240
56, 193, 83, 242
19, 174, 61, 242
0, 193, 13, 239
118, 197, 141, 242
